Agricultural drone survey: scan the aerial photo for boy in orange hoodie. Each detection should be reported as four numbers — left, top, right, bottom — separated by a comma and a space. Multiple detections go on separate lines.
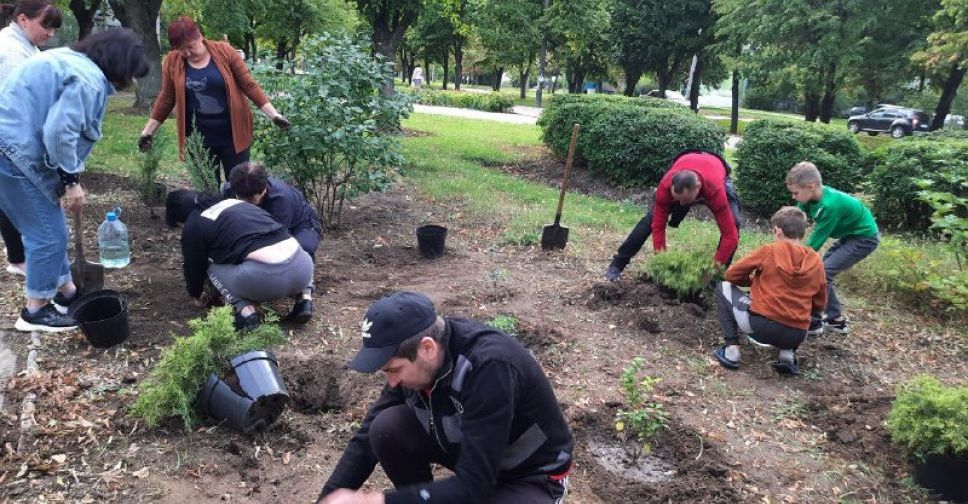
714, 207, 827, 375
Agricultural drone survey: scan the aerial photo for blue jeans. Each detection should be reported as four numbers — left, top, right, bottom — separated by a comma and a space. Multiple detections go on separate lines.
813, 234, 880, 322
0, 153, 71, 299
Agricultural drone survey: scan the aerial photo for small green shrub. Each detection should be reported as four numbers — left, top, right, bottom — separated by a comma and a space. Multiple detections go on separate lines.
615, 357, 667, 460
583, 107, 725, 187
925, 128, 968, 141
916, 171, 968, 310
868, 140, 968, 232
184, 128, 219, 193
488, 314, 519, 335
886, 375, 968, 461
734, 119, 865, 216
130, 307, 286, 430
645, 250, 720, 298
408, 89, 515, 113
138, 133, 168, 208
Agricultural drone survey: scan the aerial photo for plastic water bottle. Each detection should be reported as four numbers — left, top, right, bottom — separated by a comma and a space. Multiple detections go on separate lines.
98, 211, 130, 268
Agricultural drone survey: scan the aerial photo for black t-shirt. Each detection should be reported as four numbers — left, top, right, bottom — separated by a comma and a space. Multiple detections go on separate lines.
184, 60, 232, 148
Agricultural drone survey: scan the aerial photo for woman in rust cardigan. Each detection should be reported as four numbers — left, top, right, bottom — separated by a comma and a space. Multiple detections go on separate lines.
139, 16, 289, 182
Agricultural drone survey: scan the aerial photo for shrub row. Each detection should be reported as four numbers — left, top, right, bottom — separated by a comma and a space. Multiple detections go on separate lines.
408, 89, 515, 113
538, 94, 724, 187
734, 119, 865, 216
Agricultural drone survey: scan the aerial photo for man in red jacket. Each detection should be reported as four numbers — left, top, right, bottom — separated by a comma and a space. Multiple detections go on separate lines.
605, 150, 743, 280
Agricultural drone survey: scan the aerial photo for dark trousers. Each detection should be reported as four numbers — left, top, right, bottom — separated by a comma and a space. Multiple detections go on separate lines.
610, 179, 743, 271
207, 145, 250, 185
369, 405, 568, 503
716, 281, 806, 350
292, 227, 321, 261
811, 235, 880, 323
0, 210, 24, 264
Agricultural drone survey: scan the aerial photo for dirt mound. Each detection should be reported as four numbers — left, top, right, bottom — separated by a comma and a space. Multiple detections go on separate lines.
282, 356, 370, 413
572, 407, 743, 503
805, 392, 906, 473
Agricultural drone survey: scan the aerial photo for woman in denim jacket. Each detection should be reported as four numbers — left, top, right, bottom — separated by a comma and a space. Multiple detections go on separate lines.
0, 0, 62, 277
0, 29, 148, 332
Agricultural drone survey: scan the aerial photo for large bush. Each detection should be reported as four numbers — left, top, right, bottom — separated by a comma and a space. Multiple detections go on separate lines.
408, 89, 514, 113
734, 119, 865, 216
538, 94, 723, 187
256, 35, 411, 227
868, 140, 968, 231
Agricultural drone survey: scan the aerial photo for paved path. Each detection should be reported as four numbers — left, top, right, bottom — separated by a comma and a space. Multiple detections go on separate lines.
412, 104, 538, 125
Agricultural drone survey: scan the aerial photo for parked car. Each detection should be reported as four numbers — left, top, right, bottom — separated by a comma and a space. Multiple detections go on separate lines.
847, 107, 931, 138
944, 114, 965, 128
644, 89, 691, 107
843, 106, 868, 118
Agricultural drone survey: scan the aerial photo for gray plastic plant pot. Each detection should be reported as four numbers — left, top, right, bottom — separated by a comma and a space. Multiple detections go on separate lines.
229, 350, 289, 425
196, 373, 257, 433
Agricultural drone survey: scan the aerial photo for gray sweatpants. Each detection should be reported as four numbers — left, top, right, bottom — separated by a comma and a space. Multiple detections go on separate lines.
716, 281, 806, 351
208, 248, 314, 311
813, 234, 880, 322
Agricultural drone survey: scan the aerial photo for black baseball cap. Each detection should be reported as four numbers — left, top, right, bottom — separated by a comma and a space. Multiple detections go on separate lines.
350, 291, 438, 373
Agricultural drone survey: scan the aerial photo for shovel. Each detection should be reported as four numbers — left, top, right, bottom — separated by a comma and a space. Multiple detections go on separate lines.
541, 123, 580, 251
70, 210, 103, 292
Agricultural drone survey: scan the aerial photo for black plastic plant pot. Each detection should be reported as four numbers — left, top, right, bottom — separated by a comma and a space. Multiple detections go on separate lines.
195, 373, 257, 433
416, 225, 447, 259
914, 453, 968, 503
68, 289, 129, 348
229, 351, 289, 425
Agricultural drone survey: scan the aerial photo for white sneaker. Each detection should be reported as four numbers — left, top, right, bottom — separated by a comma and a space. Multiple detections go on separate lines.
5, 264, 25, 276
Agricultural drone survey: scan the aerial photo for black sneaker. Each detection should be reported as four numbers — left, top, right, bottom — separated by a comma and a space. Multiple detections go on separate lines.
824, 317, 849, 334
285, 299, 313, 324
15, 304, 77, 333
235, 312, 261, 332
807, 319, 824, 336
52, 290, 80, 315
604, 265, 622, 282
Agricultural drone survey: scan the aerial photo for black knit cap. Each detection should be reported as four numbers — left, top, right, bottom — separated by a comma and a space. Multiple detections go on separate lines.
350, 291, 438, 373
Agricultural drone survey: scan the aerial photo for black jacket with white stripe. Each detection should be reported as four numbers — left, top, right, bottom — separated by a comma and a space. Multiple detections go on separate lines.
320, 317, 573, 504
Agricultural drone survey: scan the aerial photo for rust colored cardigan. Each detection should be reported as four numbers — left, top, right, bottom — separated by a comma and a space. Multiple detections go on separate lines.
149, 40, 269, 159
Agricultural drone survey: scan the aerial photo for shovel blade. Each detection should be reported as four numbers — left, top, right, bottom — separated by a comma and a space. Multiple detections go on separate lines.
541, 223, 569, 251
70, 259, 104, 292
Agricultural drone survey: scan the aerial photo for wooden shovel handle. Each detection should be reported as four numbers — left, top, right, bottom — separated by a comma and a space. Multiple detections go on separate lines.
554, 123, 580, 222
73, 209, 84, 260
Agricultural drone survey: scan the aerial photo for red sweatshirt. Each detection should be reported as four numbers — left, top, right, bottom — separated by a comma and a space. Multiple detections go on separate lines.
652, 152, 738, 264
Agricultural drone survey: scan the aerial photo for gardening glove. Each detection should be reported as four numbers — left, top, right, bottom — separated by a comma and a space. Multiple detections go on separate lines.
271, 114, 291, 130
138, 134, 153, 152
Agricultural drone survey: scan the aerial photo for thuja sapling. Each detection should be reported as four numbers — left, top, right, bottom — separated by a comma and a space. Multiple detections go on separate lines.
615, 357, 668, 461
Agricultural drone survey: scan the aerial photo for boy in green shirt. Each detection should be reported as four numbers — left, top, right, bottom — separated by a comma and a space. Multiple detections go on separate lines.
786, 162, 879, 335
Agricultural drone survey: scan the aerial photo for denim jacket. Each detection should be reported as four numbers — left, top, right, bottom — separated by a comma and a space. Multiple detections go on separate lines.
0, 47, 114, 204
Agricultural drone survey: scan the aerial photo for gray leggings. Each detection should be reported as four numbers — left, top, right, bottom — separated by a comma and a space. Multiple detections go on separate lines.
208, 248, 314, 311
716, 281, 806, 350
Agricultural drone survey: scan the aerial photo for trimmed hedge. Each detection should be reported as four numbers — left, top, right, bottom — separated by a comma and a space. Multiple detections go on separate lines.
734, 119, 865, 216
409, 89, 514, 113
538, 94, 724, 187
868, 140, 968, 231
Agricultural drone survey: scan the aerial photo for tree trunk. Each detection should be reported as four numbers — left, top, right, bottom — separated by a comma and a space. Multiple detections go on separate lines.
244, 33, 256, 62
803, 92, 820, 122
275, 40, 287, 70
453, 39, 463, 91
442, 49, 449, 90
930, 64, 967, 131
656, 69, 670, 98
369, 6, 420, 97
69, 0, 102, 40
730, 69, 740, 135
107, 0, 163, 110
424, 56, 431, 83
551, 70, 558, 94
536, 0, 548, 107
818, 63, 837, 123
688, 56, 704, 112
493, 67, 503, 91
623, 69, 642, 97
519, 67, 529, 99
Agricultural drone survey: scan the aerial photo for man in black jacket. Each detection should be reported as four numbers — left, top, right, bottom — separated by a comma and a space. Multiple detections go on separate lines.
318, 292, 573, 504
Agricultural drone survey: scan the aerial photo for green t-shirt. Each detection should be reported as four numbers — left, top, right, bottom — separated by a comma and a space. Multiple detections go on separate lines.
797, 186, 879, 251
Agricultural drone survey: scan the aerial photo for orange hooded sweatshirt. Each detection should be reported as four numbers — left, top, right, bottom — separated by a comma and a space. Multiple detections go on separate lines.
724, 241, 827, 329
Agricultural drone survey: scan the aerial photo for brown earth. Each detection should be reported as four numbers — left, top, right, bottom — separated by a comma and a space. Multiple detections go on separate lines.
0, 165, 965, 503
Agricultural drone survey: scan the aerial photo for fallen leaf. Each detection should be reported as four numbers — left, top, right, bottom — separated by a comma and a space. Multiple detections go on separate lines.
51, 454, 67, 465
132, 467, 149, 479
283, 452, 291, 465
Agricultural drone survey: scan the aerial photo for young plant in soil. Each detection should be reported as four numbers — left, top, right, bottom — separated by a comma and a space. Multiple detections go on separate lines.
886, 375, 968, 461
137, 132, 168, 217
130, 307, 286, 429
184, 127, 219, 194
645, 250, 721, 299
615, 357, 668, 462
488, 314, 518, 336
